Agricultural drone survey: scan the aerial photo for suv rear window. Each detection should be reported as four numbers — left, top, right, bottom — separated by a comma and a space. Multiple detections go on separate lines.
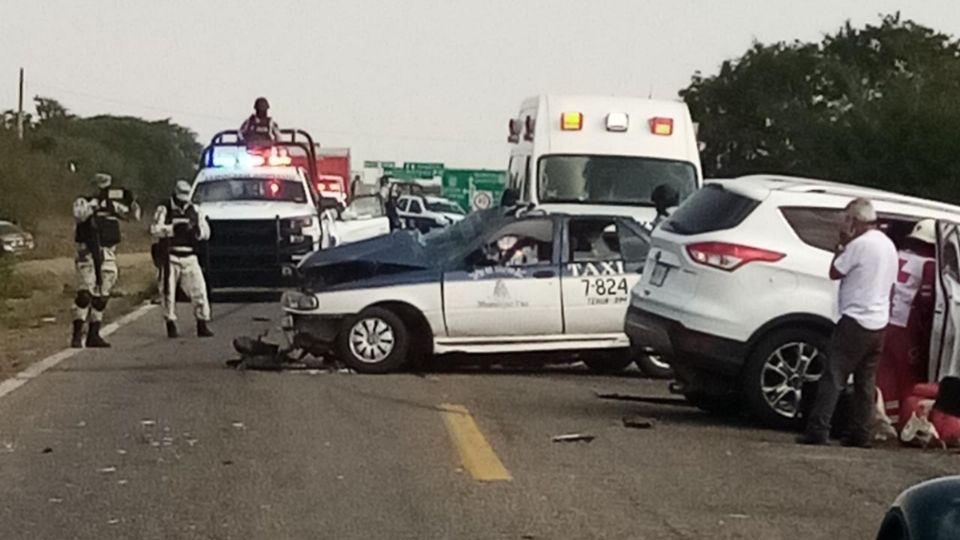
780, 207, 845, 252
660, 184, 760, 235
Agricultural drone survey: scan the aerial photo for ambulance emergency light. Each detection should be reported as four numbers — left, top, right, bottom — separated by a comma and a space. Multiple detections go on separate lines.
605, 112, 629, 132
560, 112, 583, 131
649, 117, 674, 136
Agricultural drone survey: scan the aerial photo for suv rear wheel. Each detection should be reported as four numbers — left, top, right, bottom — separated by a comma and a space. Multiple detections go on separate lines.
743, 327, 827, 429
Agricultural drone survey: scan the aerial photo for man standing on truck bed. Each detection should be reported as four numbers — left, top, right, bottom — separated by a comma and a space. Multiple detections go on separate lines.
71, 173, 141, 348
150, 180, 214, 339
239, 97, 280, 144
797, 198, 898, 447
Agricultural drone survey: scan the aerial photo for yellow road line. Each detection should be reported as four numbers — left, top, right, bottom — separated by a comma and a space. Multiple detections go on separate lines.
440, 403, 512, 482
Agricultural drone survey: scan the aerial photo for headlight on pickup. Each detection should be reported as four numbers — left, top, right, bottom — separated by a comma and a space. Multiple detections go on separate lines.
281, 290, 319, 310
288, 216, 314, 228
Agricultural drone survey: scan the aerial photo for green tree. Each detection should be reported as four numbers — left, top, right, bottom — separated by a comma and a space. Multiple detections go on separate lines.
681, 13, 960, 202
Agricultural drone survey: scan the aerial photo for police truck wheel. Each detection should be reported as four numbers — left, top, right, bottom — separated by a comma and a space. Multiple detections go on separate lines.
743, 328, 827, 429
338, 307, 410, 374
635, 354, 674, 379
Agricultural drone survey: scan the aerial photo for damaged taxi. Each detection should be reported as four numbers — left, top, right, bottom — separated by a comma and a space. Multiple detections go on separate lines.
282, 208, 663, 374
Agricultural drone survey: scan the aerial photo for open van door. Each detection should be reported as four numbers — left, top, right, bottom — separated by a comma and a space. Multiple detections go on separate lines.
930, 220, 960, 380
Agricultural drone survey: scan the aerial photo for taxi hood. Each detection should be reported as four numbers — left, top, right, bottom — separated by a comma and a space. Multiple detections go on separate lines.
300, 231, 431, 269
298, 231, 433, 290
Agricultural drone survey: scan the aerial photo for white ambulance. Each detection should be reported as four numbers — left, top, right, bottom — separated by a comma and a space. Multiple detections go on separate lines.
505, 95, 703, 225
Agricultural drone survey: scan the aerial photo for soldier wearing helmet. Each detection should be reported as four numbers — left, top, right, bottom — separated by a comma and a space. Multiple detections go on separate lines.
239, 97, 280, 144
150, 180, 214, 339
71, 173, 141, 348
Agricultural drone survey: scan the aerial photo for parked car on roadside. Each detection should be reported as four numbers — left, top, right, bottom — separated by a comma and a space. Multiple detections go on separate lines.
0, 220, 35, 255
283, 207, 668, 375
395, 194, 466, 232
625, 175, 960, 427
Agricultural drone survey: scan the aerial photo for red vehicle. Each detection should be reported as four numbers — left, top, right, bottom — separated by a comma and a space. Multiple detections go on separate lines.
314, 147, 351, 204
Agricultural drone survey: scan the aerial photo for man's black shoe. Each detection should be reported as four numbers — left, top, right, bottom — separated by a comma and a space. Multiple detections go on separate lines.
85, 322, 111, 348
841, 438, 873, 449
166, 321, 179, 338
197, 320, 214, 338
70, 320, 85, 349
795, 433, 829, 446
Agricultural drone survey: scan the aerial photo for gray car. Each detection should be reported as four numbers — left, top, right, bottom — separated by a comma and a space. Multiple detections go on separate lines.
0, 220, 35, 255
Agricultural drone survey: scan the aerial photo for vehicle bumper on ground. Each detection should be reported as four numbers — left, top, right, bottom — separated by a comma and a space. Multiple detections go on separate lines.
281, 291, 350, 354
624, 304, 747, 378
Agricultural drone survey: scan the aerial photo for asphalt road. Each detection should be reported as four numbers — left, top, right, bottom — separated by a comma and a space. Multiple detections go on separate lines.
1, 301, 957, 539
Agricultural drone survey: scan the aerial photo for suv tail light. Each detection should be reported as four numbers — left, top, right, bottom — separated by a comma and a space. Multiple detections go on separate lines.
686, 242, 785, 271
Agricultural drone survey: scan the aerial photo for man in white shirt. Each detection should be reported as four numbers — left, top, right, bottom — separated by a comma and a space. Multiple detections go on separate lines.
798, 198, 898, 447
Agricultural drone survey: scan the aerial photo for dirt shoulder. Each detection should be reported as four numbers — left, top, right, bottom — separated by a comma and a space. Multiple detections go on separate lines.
1, 252, 157, 381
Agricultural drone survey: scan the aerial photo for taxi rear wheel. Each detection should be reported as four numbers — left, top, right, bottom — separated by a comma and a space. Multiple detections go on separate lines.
582, 353, 634, 374
337, 307, 410, 374
636, 354, 674, 380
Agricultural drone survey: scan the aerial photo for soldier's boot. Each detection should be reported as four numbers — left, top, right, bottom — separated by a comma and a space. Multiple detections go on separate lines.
197, 320, 214, 338
166, 321, 179, 339
85, 322, 111, 348
70, 320, 85, 349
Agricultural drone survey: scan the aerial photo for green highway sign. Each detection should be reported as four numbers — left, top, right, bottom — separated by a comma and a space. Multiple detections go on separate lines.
442, 169, 507, 212
363, 160, 397, 168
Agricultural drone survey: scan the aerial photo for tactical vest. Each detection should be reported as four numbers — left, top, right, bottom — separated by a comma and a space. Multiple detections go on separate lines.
74, 189, 122, 247
163, 198, 200, 256
243, 115, 275, 141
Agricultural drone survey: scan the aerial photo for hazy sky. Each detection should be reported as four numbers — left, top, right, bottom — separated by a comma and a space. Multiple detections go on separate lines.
2, 1, 959, 169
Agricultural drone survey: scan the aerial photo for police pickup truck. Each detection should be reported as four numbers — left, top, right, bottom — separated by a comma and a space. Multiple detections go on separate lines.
193, 129, 325, 290
282, 208, 668, 376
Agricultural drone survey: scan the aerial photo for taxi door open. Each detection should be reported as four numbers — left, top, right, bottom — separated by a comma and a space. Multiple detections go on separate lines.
560, 217, 649, 334
930, 220, 960, 380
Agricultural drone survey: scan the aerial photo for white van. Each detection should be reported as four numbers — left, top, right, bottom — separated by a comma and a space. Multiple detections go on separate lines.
505, 95, 702, 224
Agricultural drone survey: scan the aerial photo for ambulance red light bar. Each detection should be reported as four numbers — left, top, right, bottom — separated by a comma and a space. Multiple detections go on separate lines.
686, 242, 784, 271
507, 119, 521, 143
560, 112, 583, 131
649, 117, 674, 136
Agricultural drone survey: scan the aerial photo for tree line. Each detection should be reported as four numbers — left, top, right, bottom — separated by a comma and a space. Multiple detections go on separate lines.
0, 97, 201, 225
681, 13, 960, 203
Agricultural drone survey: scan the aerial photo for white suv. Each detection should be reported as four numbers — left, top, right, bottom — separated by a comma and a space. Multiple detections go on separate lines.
625, 175, 960, 427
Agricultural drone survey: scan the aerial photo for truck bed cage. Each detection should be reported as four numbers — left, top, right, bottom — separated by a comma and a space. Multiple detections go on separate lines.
198, 129, 318, 183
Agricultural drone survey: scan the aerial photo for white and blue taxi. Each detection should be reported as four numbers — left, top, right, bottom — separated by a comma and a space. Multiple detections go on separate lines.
282, 208, 660, 374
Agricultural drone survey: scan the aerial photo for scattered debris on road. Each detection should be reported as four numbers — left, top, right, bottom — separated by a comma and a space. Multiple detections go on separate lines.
41, 447, 53, 454
99, 466, 117, 474
231, 422, 245, 430
552, 433, 595, 443
76, 421, 86, 428
48, 497, 63, 504
622, 416, 656, 429
140, 419, 156, 427
221, 460, 233, 466
251, 316, 272, 322
594, 391, 690, 407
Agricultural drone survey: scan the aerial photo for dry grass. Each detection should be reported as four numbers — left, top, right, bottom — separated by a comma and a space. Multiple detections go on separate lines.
0, 252, 157, 380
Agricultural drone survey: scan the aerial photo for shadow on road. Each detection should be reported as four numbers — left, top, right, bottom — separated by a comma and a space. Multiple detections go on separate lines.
210, 291, 282, 304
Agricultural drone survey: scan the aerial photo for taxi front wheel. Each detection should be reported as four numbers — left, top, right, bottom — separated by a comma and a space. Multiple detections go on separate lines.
337, 307, 410, 374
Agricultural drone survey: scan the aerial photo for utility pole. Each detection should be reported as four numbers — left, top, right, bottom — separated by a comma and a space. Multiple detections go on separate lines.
16, 67, 24, 140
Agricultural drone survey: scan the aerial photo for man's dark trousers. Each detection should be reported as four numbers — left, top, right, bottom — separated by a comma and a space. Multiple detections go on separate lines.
805, 316, 885, 442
